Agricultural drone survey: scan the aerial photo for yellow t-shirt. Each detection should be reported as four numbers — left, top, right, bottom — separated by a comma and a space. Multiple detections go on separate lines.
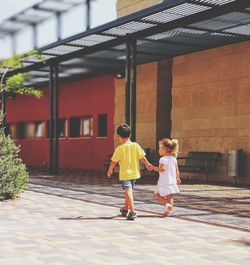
111, 141, 145, 180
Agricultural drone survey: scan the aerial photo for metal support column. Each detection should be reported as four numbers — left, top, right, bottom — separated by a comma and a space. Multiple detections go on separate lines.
49, 66, 54, 174
1, 69, 8, 135
125, 42, 131, 125
32, 24, 37, 49
11, 33, 16, 55
53, 65, 59, 175
1, 89, 6, 135
125, 40, 137, 141
49, 65, 59, 175
130, 40, 137, 142
56, 12, 62, 41
86, 0, 91, 30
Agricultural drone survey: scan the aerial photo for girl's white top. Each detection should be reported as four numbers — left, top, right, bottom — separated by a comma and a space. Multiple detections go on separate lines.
156, 155, 180, 196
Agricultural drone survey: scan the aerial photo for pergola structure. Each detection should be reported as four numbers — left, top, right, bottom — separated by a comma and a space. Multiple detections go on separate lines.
0, 0, 93, 51
1, 0, 250, 174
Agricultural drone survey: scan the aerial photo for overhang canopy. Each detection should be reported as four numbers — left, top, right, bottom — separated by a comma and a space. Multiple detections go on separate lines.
1, 0, 250, 86
0, 0, 83, 38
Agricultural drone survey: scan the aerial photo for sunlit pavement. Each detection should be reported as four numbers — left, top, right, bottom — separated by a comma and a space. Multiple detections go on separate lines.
0, 170, 249, 265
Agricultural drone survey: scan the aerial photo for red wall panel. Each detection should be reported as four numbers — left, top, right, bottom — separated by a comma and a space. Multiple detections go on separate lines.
6, 75, 115, 170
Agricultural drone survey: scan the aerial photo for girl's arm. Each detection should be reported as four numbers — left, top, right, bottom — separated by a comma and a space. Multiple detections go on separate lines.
107, 161, 117, 178
152, 163, 165, 172
176, 165, 181, 184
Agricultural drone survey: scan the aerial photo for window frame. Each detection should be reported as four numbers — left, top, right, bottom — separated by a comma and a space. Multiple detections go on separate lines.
97, 113, 108, 138
69, 116, 93, 138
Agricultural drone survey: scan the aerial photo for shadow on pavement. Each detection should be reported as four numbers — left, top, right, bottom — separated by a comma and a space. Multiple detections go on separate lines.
28, 169, 250, 232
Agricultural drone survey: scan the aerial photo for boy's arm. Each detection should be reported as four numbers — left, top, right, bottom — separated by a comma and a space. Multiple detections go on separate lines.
140, 157, 153, 170
107, 161, 117, 178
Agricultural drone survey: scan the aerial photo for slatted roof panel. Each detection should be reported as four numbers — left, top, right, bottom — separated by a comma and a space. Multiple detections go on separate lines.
0, 0, 83, 36
1, 0, 250, 85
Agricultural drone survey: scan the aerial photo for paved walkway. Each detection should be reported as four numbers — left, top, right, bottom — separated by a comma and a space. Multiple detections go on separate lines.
0, 170, 249, 265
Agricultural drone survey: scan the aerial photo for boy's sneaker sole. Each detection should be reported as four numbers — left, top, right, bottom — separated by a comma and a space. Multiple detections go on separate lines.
127, 212, 137, 220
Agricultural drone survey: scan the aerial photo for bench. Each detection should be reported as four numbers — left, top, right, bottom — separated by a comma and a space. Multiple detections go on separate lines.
177, 151, 222, 182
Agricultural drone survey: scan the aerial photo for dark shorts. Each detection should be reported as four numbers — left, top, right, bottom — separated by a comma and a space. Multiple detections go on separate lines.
121, 180, 136, 189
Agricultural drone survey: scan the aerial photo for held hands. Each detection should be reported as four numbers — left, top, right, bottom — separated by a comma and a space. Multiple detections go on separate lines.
146, 163, 154, 171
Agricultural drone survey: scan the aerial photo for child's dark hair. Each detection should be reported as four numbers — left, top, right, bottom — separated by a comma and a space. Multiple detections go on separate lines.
117, 124, 131, 138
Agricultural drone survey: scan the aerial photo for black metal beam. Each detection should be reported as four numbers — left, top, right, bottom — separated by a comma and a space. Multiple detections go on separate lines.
56, 12, 62, 41
53, 65, 59, 175
49, 65, 54, 174
86, 0, 91, 30
125, 42, 131, 125
48, 64, 60, 175
32, 24, 37, 49
11, 33, 16, 55
0, 69, 8, 135
5, 0, 250, 78
130, 40, 137, 142
1, 90, 6, 135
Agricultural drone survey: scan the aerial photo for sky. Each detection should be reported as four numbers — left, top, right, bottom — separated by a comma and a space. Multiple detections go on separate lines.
0, 0, 117, 59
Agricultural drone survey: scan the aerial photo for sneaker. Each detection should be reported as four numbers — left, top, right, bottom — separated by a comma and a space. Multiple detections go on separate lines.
168, 210, 173, 216
127, 211, 137, 220
163, 203, 172, 216
120, 208, 128, 217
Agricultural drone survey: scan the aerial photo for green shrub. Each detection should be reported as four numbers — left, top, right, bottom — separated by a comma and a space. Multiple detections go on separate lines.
0, 123, 28, 200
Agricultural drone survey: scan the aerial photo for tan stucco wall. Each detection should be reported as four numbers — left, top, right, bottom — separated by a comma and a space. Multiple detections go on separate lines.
114, 0, 169, 160
114, 62, 158, 153
117, 0, 163, 17
114, 60, 172, 162
172, 41, 250, 184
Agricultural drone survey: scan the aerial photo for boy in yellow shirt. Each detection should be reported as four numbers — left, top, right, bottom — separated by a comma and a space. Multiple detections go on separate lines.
107, 124, 152, 220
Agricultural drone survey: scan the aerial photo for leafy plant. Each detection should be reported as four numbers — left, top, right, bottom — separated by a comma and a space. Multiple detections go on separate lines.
0, 113, 28, 200
5, 73, 43, 98
0, 50, 44, 98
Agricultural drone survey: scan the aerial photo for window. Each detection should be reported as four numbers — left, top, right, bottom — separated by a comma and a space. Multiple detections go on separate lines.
16, 121, 45, 139
46, 119, 67, 138
58, 119, 67, 137
80, 117, 93, 137
98, 114, 107, 137
9, 124, 16, 139
26, 122, 35, 138
34, 121, 45, 137
16, 122, 26, 139
70, 117, 93, 138
25, 121, 45, 138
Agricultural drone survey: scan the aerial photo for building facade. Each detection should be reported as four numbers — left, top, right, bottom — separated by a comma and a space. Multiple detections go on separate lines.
4, 0, 250, 185
6, 75, 115, 170
114, 0, 250, 184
